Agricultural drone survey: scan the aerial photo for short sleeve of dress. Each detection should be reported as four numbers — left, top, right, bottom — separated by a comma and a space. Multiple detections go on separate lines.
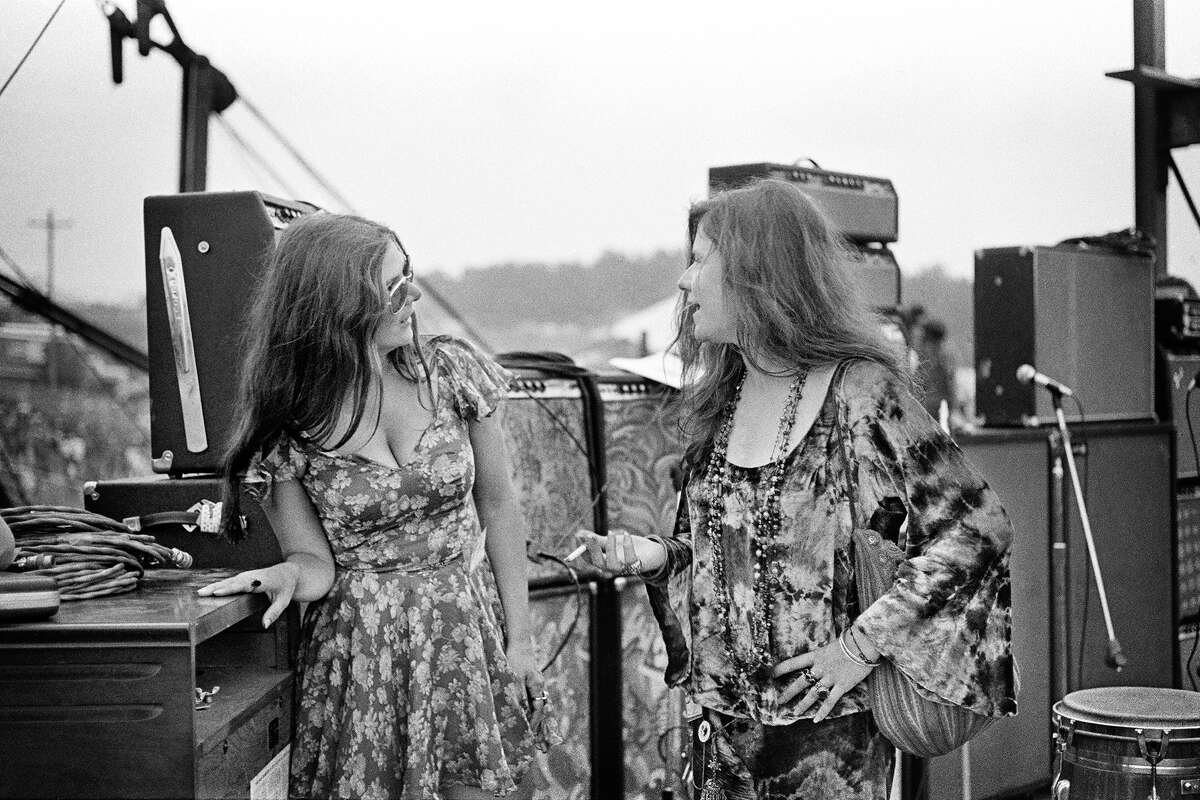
432, 336, 513, 421
242, 433, 308, 502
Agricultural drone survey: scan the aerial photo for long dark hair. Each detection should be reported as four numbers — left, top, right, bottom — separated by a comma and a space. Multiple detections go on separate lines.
220, 212, 428, 538
673, 178, 909, 470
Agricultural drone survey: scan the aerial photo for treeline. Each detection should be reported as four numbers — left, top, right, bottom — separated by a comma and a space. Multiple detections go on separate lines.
424, 249, 685, 331
0, 251, 975, 367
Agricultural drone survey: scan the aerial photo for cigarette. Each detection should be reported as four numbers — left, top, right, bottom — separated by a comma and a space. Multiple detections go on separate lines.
564, 544, 587, 562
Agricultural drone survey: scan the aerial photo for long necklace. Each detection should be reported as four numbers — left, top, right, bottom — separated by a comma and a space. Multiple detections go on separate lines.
702, 368, 807, 685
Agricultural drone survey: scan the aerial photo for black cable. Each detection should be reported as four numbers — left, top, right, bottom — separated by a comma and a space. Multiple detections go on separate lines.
1186, 384, 1200, 491
241, 87, 491, 349
0, 0, 67, 101
214, 113, 303, 200
532, 551, 586, 672
512, 385, 593, 465
1188, 622, 1200, 692
0, 242, 41, 290
1185, 384, 1200, 692
1169, 153, 1200, 235
237, 94, 359, 213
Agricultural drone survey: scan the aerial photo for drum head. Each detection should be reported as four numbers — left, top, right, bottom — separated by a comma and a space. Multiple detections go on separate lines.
1056, 686, 1200, 729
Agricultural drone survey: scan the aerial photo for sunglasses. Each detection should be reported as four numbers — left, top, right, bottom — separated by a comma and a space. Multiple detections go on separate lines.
385, 247, 414, 313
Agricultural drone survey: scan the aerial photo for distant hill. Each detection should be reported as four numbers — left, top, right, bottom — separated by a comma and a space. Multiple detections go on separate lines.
0, 256, 975, 368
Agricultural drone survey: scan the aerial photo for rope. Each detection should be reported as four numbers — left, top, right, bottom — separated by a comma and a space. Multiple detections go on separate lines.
0, 241, 40, 290
0, 0, 67, 101
238, 94, 359, 213
214, 113, 303, 200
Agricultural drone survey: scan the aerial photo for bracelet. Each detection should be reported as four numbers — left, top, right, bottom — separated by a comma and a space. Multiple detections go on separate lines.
839, 630, 881, 668
847, 627, 882, 665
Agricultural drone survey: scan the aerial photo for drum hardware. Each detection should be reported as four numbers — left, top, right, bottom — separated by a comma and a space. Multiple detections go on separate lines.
1139, 728, 1169, 796
1051, 687, 1200, 799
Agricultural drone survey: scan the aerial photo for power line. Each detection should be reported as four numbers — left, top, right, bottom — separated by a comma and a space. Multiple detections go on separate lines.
232, 97, 493, 349
0, 0, 67, 101
0, 242, 39, 290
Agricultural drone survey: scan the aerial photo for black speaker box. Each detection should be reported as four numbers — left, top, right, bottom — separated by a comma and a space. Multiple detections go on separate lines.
82, 475, 282, 570
927, 423, 1176, 799
1179, 490, 1200, 625
144, 192, 318, 476
974, 246, 1156, 427
1156, 348, 1200, 481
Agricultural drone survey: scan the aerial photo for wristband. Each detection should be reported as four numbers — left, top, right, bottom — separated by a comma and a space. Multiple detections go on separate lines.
848, 627, 882, 665
839, 630, 880, 668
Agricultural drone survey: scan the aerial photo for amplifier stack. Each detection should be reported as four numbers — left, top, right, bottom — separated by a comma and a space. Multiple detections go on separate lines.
707, 162, 902, 309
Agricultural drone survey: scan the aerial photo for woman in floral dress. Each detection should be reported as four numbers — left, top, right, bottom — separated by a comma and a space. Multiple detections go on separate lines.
200, 213, 548, 799
578, 179, 1017, 799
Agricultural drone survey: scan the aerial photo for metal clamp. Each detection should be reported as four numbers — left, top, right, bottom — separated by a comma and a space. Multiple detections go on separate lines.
1137, 728, 1172, 800
194, 685, 220, 711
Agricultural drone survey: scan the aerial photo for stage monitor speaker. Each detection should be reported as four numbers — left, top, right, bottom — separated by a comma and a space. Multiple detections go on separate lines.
144, 192, 319, 476
974, 246, 1156, 427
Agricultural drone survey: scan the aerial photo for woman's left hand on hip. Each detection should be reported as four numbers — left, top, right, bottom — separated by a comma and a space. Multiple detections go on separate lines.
772, 640, 875, 723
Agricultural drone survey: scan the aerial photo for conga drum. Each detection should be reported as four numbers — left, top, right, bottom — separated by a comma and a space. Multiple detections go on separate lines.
1052, 687, 1200, 799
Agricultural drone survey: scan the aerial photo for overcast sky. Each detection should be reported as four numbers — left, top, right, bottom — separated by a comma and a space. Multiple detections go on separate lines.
3, 0, 1200, 307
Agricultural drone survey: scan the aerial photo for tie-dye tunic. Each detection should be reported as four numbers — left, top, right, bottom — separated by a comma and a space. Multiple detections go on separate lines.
247, 337, 539, 800
645, 359, 1017, 796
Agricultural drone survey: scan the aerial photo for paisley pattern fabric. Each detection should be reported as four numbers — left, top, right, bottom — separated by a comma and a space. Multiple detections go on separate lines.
645, 359, 1017, 791
248, 337, 539, 800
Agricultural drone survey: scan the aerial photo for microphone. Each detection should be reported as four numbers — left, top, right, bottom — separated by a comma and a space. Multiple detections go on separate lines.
1016, 364, 1074, 397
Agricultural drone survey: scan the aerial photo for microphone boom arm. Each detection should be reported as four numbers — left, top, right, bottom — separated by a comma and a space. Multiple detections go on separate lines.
1049, 392, 1127, 672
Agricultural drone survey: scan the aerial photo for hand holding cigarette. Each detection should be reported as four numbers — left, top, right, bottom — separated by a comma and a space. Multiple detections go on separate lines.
567, 529, 668, 577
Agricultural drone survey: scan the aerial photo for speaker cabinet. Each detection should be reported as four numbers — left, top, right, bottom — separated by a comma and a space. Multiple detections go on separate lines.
927, 431, 1052, 800
1156, 349, 1200, 480
974, 246, 1156, 427
81, 475, 282, 570
1179, 490, 1200, 625
144, 192, 318, 475
928, 423, 1176, 799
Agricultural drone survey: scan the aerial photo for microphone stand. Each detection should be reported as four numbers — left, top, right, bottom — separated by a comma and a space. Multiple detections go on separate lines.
1047, 386, 1127, 701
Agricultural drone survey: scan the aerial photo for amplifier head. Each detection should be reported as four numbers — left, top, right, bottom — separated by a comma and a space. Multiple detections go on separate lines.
708, 162, 899, 244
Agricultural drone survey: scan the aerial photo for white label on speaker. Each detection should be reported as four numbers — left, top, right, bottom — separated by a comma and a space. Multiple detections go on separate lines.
250, 744, 290, 800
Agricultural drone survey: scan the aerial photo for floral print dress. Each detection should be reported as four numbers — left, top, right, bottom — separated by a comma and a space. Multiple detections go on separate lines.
645, 359, 1018, 799
248, 337, 538, 800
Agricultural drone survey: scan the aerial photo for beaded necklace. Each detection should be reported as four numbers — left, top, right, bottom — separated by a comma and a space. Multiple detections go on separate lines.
702, 368, 808, 685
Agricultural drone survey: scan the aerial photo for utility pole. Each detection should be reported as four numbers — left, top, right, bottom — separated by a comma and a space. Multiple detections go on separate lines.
27, 209, 72, 300
27, 209, 73, 390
